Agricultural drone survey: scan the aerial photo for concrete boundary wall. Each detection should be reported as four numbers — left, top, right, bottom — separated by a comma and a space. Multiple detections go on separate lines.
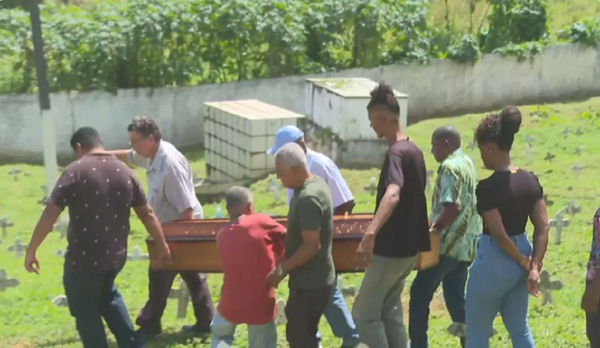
0, 42, 599, 163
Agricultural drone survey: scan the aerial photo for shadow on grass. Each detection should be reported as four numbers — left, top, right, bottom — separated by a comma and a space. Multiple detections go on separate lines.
37, 337, 81, 347
107, 332, 210, 348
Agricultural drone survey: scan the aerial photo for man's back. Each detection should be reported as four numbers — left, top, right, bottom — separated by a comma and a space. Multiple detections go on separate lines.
216, 214, 286, 325
48, 153, 147, 272
374, 139, 430, 258
286, 176, 335, 289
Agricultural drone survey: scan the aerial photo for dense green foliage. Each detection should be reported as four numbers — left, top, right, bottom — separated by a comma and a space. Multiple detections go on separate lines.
557, 18, 600, 48
0, 0, 595, 94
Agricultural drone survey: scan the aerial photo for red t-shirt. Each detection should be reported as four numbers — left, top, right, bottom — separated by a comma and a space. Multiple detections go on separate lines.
216, 213, 286, 325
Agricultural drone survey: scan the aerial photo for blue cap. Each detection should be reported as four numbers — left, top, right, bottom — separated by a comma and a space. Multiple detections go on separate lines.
266, 125, 304, 155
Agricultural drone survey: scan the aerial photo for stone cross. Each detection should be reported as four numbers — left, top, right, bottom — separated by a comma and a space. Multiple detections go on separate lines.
466, 140, 476, 150
268, 177, 280, 202
565, 200, 581, 216
538, 270, 564, 305
544, 152, 555, 162
169, 280, 190, 319
575, 146, 584, 156
549, 209, 570, 245
52, 295, 69, 307
275, 299, 287, 326
524, 144, 534, 166
127, 245, 149, 261
0, 269, 20, 291
562, 127, 570, 139
571, 163, 585, 179
8, 168, 21, 181
575, 127, 584, 136
7, 238, 28, 258
364, 177, 376, 196
0, 216, 14, 239
524, 135, 533, 147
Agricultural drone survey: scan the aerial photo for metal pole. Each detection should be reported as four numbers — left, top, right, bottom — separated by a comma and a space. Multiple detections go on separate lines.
28, 0, 58, 197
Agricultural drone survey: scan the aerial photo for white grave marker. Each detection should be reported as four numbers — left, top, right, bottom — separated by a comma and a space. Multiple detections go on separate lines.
7, 238, 28, 258
169, 280, 190, 319
127, 245, 149, 261
268, 177, 280, 202
52, 295, 68, 307
549, 209, 570, 245
8, 168, 21, 181
275, 299, 287, 326
364, 177, 376, 196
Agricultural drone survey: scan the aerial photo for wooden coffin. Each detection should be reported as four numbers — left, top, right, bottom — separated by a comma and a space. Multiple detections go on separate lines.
147, 214, 439, 273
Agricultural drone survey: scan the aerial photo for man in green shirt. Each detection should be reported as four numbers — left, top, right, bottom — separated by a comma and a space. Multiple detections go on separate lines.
409, 125, 481, 348
265, 142, 335, 348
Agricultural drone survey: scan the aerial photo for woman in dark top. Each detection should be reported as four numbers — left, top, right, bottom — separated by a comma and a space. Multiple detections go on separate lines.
465, 106, 549, 348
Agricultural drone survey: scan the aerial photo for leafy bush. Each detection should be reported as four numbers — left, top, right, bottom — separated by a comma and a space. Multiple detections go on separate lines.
447, 34, 481, 64
492, 41, 545, 62
481, 0, 548, 53
557, 18, 600, 48
0, 0, 438, 94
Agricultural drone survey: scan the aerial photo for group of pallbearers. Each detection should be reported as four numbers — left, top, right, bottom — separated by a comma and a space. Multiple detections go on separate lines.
21, 82, 600, 348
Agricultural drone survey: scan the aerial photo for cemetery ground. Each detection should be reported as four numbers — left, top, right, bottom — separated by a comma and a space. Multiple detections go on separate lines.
1, 98, 600, 348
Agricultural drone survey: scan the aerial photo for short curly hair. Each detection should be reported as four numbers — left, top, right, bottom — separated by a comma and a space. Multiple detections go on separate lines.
367, 81, 400, 117
127, 116, 162, 142
475, 106, 522, 151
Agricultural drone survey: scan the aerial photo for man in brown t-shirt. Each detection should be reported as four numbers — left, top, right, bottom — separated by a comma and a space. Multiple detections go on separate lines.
352, 82, 430, 348
24, 127, 172, 348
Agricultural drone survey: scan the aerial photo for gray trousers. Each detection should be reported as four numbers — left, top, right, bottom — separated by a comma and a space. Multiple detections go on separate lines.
352, 254, 416, 348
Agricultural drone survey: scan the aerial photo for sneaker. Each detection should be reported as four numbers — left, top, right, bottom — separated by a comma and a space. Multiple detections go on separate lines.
181, 324, 211, 336
136, 326, 162, 340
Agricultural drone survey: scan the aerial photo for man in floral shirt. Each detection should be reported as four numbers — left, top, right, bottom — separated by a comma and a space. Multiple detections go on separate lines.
582, 208, 600, 348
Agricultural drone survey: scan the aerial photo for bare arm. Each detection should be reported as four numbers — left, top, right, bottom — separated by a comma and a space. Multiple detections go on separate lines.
365, 184, 400, 236
482, 209, 529, 269
107, 150, 130, 164
134, 203, 170, 256
280, 229, 321, 273
529, 199, 549, 271
26, 204, 62, 256
432, 203, 461, 230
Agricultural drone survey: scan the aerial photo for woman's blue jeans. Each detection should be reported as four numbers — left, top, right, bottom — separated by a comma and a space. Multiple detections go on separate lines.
465, 233, 535, 348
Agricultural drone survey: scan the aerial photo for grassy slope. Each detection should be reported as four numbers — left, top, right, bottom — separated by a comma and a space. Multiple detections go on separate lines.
1, 97, 600, 347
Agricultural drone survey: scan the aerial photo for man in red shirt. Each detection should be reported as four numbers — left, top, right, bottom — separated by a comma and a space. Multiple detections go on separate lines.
211, 186, 286, 348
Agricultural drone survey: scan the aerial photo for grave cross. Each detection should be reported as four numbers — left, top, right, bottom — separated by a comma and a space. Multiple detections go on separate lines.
52, 295, 69, 307
466, 140, 476, 150
268, 177, 280, 202
364, 177, 376, 196
549, 209, 570, 245
0, 269, 20, 291
524, 135, 533, 147
575, 146, 584, 156
38, 196, 47, 206
544, 152, 556, 162
571, 163, 585, 179
127, 245, 149, 261
565, 200, 581, 216
562, 127, 570, 139
575, 127, 584, 136
7, 238, 28, 258
537, 270, 564, 305
168, 280, 190, 319
8, 168, 21, 181
0, 216, 14, 239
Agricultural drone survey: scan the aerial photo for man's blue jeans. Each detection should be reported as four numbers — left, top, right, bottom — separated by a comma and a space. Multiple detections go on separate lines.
63, 264, 144, 348
465, 234, 535, 348
317, 275, 360, 347
409, 255, 470, 348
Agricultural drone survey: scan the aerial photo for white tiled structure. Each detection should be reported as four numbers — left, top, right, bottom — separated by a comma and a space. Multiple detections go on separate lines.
204, 99, 305, 181
305, 78, 409, 140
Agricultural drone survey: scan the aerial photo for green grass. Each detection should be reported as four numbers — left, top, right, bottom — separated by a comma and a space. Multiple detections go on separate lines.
2, 97, 600, 347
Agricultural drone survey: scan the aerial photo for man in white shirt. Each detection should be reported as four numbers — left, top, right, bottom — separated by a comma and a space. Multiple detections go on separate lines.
109, 117, 214, 339
267, 125, 359, 348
